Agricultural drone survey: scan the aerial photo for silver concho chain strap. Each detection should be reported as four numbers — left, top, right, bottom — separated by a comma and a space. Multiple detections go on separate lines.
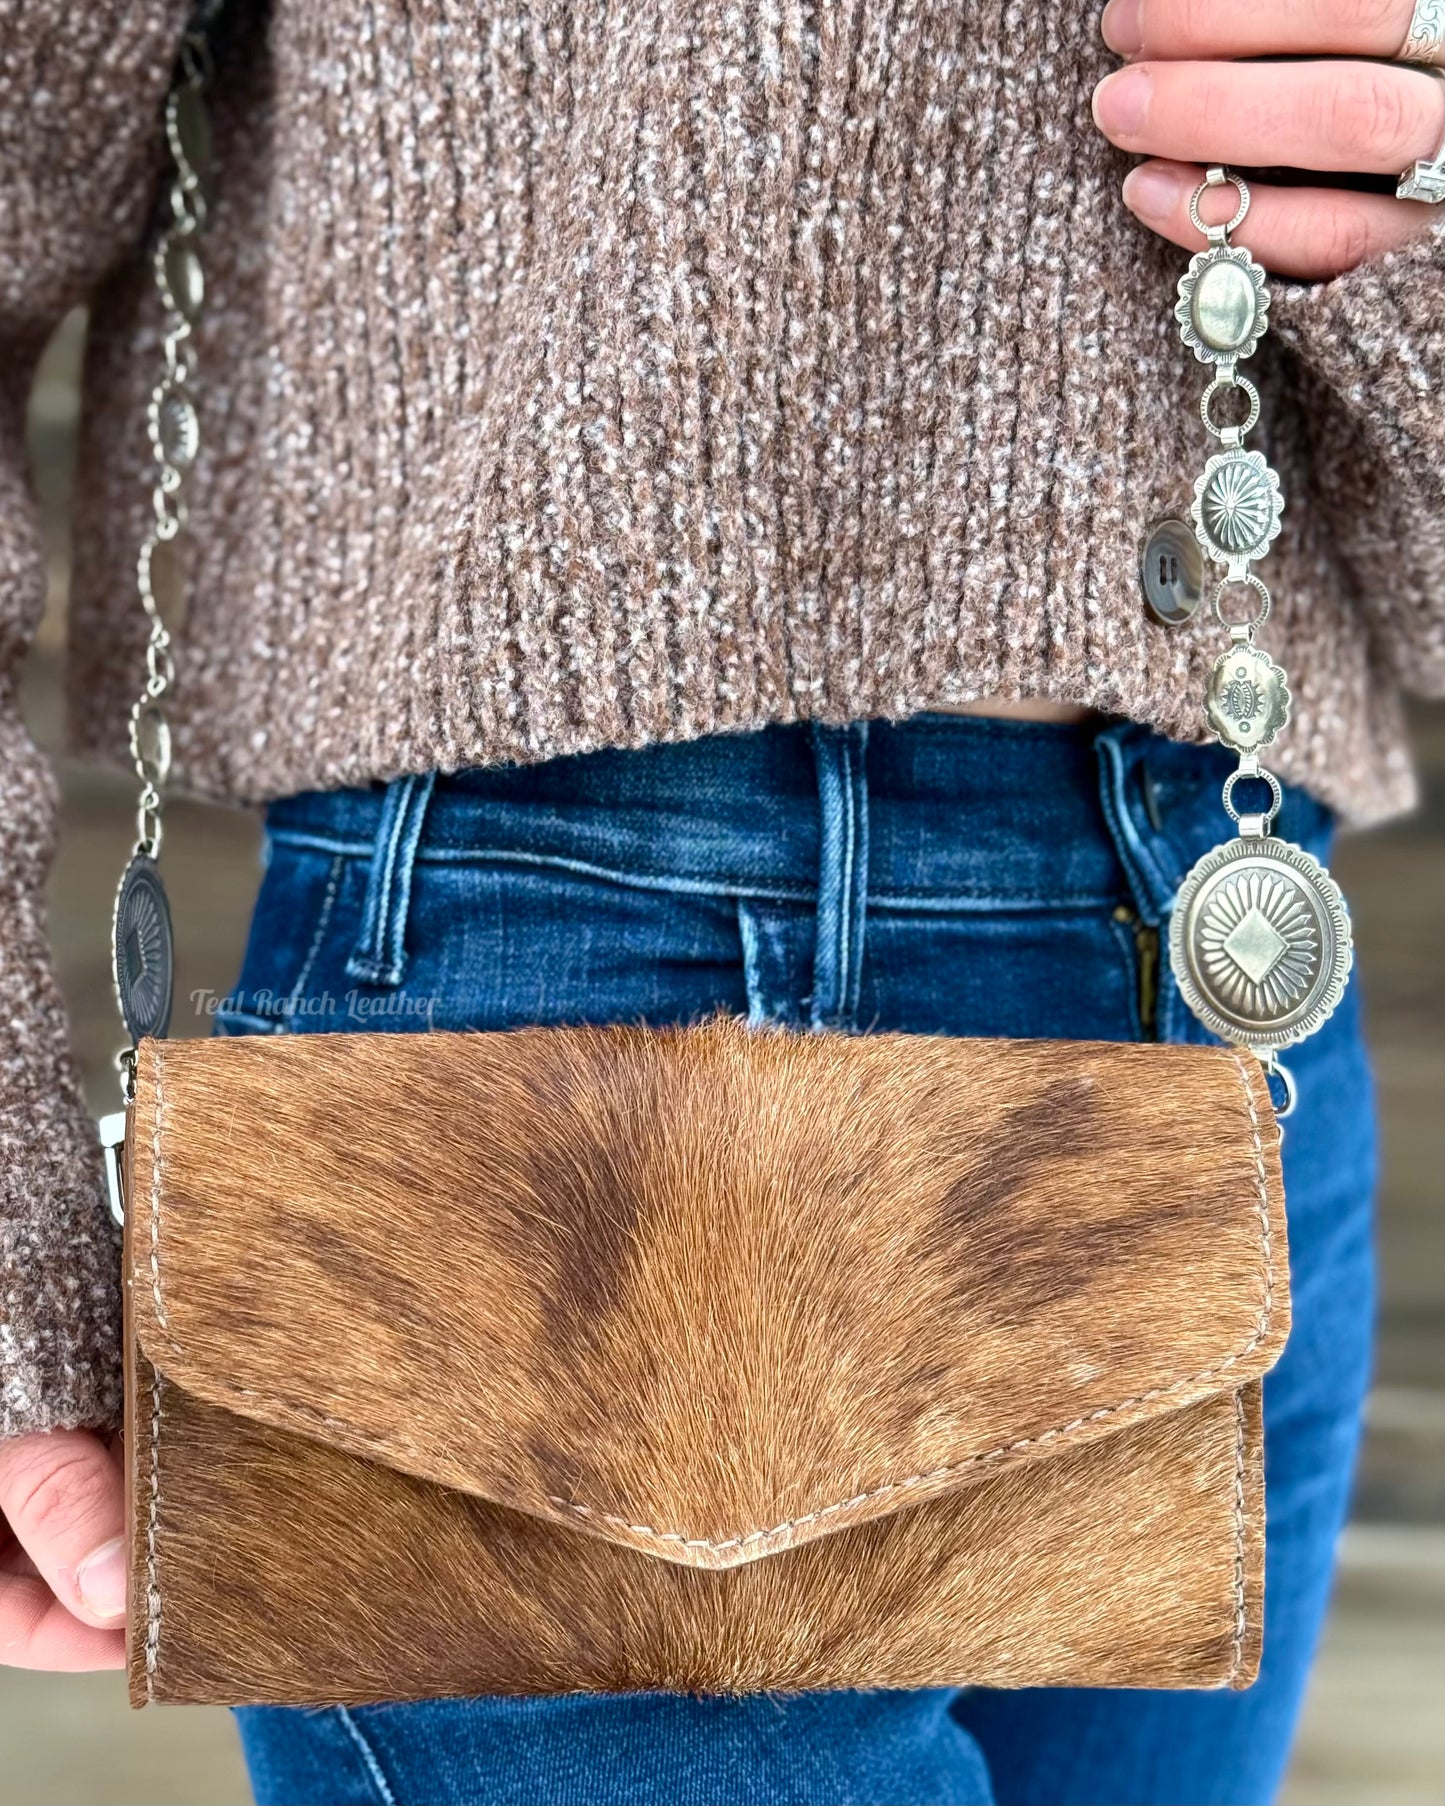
100, 19, 217, 1225
1166, 168, 1354, 1115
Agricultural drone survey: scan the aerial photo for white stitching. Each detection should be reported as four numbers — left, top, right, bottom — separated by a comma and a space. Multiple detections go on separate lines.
1230, 1385, 1248, 1681
148, 1047, 168, 1331
143, 1370, 165, 1702
144, 1048, 168, 1701
144, 1047, 1281, 1556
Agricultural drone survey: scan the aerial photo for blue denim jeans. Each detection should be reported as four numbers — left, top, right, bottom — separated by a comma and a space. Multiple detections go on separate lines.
225, 715, 1374, 1806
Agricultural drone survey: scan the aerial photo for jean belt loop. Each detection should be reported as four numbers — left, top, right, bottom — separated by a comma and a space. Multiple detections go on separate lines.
345, 771, 437, 988
1095, 725, 1181, 926
809, 722, 869, 1032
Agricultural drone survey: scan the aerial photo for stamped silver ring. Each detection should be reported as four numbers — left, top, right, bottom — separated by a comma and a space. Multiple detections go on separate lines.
1200, 372, 1261, 441
1221, 764, 1284, 826
1189, 167, 1250, 242
1397, 68, 1445, 201
1213, 572, 1272, 632
1400, 0, 1444, 66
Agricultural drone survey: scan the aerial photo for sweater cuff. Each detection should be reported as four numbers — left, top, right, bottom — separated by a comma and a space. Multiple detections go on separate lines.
0, 753, 122, 1441
1, 1100, 122, 1440
1266, 214, 1445, 504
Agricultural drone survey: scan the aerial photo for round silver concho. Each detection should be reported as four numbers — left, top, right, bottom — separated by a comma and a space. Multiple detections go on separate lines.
112, 853, 175, 1041
1206, 642, 1291, 752
1192, 447, 1284, 566
1175, 244, 1270, 365
1170, 837, 1353, 1057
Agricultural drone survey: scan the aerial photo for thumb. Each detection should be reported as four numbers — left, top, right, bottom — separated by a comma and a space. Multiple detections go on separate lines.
0, 1429, 128, 1629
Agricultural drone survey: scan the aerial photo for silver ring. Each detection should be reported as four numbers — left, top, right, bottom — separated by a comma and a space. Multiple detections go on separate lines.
1400, 0, 1444, 66
1188, 166, 1250, 242
1264, 1059, 1298, 1120
1398, 66, 1445, 201
1221, 764, 1283, 826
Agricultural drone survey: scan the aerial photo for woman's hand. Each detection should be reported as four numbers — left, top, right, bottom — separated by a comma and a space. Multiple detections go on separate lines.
1093, 0, 1444, 276
0, 1429, 127, 1670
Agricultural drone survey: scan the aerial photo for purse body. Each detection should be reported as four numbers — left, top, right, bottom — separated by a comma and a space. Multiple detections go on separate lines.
123, 1021, 1288, 1706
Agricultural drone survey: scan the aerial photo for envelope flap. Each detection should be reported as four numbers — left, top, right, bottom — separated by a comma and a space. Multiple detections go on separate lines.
128, 1022, 1288, 1570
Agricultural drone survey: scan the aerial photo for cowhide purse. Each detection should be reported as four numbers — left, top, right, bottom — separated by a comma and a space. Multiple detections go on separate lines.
99, 34, 1348, 1709
118, 1023, 1288, 1705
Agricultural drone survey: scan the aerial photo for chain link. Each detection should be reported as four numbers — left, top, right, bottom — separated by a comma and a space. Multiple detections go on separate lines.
1199, 370, 1260, 443
1158, 171, 1353, 1090
1211, 571, 1272, 633
1182, 167, 1287, 832
125, 32, 212, 862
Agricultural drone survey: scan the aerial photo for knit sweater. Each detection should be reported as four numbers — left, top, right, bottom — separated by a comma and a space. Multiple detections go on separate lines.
2, 0, 1443, 1437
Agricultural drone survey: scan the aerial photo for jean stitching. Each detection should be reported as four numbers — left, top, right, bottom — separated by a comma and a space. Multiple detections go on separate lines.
350, 789, 405, 966
810, 762, 833, 1026
285, 856, 345, 1025
868, 890, 1125, 912
737, 901, 770, 1028
361, 789, 406, 965
380, 782, 426, 978
844, 725, 869, 1025
1097, 732, 1176, 915
267, 834, 819, 904
264, 830, 374, 858
266, 834, 1122, 913
835, 734, 857, 1026
347, 776, 429, 982
333, 1707, 398, 1806
811, 726, 853, 1029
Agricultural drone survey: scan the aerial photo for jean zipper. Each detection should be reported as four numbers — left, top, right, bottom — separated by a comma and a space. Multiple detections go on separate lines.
1114, 905, 1160, 1040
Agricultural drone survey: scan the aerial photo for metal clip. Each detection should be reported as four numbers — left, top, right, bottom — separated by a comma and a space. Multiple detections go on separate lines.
99, 1111, 129, 1227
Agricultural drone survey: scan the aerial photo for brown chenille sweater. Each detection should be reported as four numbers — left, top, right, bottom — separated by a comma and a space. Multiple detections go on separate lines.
1, 0, 1442, 1437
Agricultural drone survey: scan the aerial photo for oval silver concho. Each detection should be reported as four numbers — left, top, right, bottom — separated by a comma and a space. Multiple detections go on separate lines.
1175, 244, 1270, 364
112, 853, 175, 1041
1170, 837, 1352, 1057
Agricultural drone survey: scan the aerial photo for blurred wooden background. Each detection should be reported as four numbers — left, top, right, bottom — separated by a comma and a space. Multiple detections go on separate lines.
2, 316, 1440, 1806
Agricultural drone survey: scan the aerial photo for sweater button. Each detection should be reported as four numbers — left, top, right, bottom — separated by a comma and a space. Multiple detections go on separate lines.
1140, 518, 1203, 626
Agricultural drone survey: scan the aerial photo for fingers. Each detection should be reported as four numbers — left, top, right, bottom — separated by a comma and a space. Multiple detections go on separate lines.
1094, 58, 1445, 175
0, 1430, 128, 1636
0, 1572, 126, 1671
1122, 157, 1438, 274
1102, 0, 1421, 62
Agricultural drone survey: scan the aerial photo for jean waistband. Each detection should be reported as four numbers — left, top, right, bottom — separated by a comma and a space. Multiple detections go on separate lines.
265, 714, 1330, 914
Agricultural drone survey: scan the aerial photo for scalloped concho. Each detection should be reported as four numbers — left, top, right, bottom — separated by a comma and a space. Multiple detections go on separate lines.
1170, 837, 1353, 1058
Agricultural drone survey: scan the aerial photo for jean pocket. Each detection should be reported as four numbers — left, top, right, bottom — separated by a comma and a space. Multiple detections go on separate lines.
386, 859, 750, 1033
